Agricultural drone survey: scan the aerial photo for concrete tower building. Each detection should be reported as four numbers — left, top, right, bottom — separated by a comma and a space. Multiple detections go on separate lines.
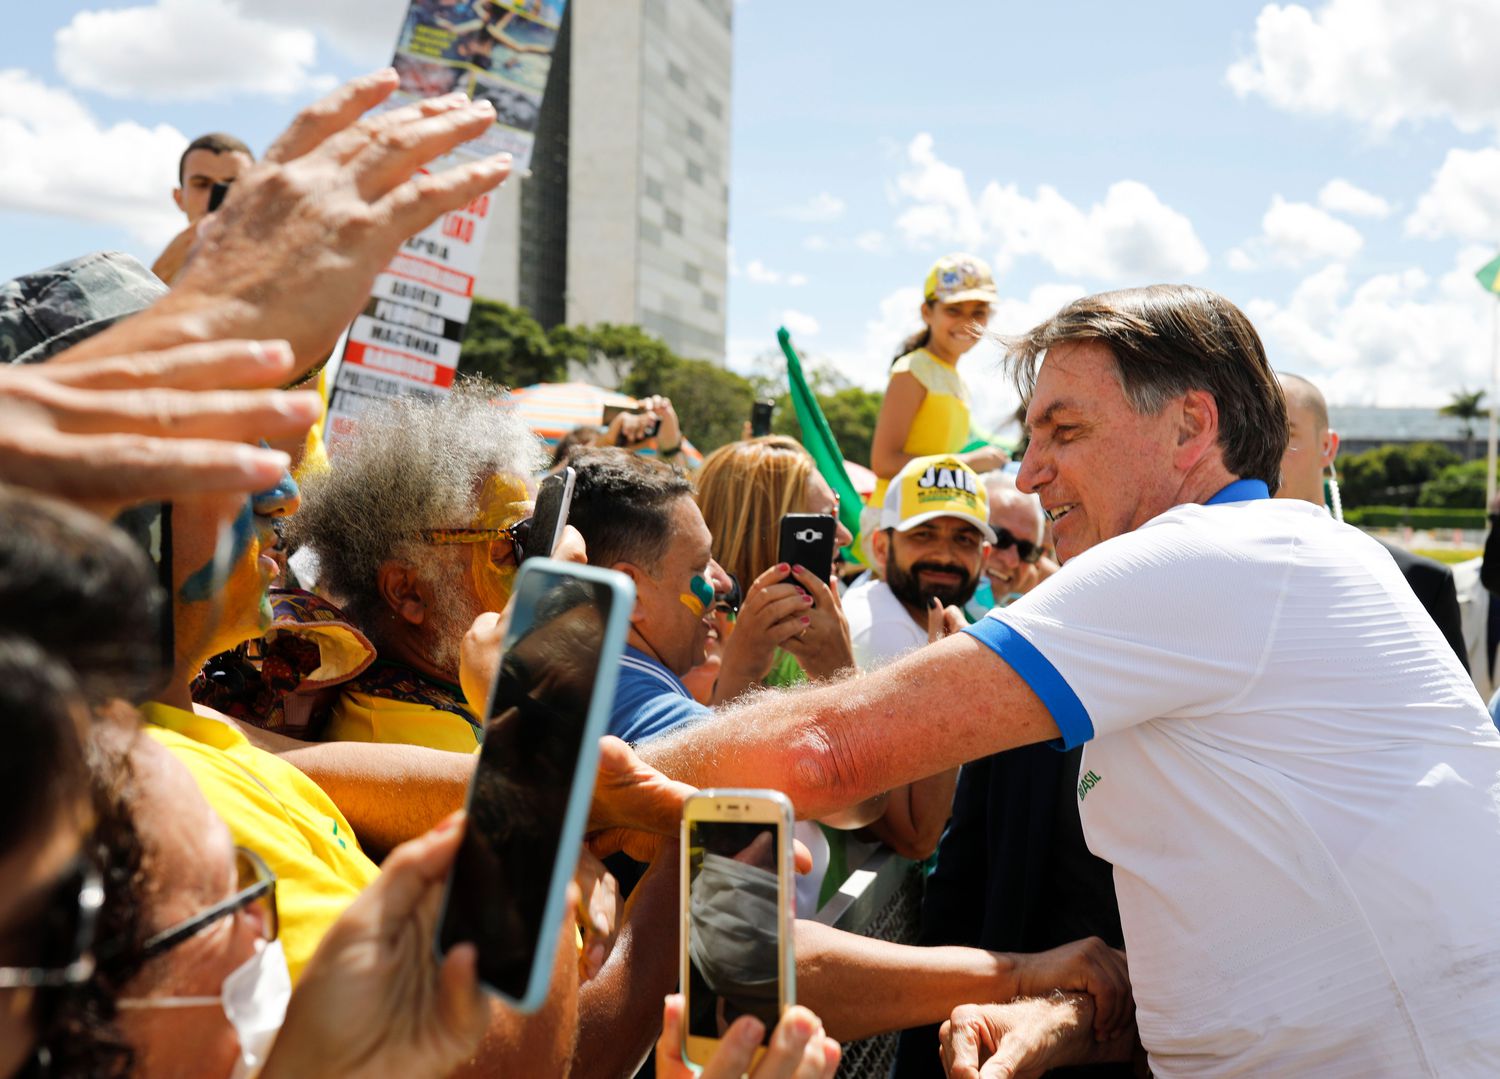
474, 0, 732, 364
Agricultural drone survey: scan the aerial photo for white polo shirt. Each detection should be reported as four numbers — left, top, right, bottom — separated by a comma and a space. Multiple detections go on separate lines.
843, 576, 927, 670
965, 481, 1500, 1077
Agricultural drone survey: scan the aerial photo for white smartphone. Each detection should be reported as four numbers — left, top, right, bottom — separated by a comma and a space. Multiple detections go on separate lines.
434, 558, 634, 1012
680, 789, 796, 1069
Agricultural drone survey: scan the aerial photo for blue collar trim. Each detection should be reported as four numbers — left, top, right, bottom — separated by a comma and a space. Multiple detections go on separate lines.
1206, 479, 1270, 505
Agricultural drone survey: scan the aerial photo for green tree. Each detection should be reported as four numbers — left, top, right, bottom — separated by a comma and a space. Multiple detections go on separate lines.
455, 299, 562, 389
1338, 441, 1461, 507
548, 322, 678, 387
1416, 458, 1489, 509
1439, 388, 1489, 459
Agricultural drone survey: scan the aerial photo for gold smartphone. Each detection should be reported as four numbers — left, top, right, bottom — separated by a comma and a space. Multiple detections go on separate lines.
680, 789, 796, 1070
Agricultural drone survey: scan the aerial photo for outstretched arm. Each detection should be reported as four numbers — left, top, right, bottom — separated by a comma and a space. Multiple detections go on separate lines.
637, 633, 1058, 822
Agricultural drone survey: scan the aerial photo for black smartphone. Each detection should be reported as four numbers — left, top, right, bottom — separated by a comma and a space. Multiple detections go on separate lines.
207, 181, 232, 214
777, 513, 836, 584
522, 468, 574, 562
435, 561, 633, 1010
750, 400, 774, 438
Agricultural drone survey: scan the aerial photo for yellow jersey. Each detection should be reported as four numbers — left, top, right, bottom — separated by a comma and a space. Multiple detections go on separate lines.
324, 661, 482, 753
870, 348, 972, 506
142, 702, 379, 982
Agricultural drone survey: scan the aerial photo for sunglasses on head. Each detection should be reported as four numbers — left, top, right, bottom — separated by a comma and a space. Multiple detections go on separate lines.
992, 527, 1043, 563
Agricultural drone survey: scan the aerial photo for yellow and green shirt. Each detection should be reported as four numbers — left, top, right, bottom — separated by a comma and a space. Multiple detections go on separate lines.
870, 348, 972, 506
142, 702, 379, 982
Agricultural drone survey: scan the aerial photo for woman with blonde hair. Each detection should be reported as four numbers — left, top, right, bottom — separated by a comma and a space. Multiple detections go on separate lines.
694, 436, 853, 693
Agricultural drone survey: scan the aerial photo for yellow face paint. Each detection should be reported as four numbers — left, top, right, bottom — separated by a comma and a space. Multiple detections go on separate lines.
470, 474, 530, 613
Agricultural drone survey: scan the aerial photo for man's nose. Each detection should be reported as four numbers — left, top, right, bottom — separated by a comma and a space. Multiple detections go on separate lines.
1016, 444, 1047, 494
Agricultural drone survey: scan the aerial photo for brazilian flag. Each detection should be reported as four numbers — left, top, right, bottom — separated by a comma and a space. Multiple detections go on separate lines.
777, 327, 864, 557
1476, 252, 1500, 294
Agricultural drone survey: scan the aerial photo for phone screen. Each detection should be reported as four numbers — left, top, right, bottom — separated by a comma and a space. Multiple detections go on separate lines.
438, 568, 615, 1002
522, 468, 574, 563
685, 819, 783, 1045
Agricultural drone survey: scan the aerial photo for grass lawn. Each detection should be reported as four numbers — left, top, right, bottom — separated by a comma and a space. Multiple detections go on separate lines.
1412, 548, 1482, 565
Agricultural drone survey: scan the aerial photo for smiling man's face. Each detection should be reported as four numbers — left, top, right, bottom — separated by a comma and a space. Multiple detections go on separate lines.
881, 516, 985, 615
1016, 340, 1187, 563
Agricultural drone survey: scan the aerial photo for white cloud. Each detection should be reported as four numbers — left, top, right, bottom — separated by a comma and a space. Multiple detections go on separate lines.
1246, 245, 1497, 406
744, 259, 807, 287
1405, 146, 1500, 243
892, 134, 1209, 281
802, 235, 830, 252
778, 191, 846, 223
1317, 178, 1391, 219
253, 0, 408, 66
1264, 196, 1364, 264
1229, 195, 1364, 269
781, 309, 820, 337
853, 230, 886, 254
55, 0, 336, 102
1225, 0, 1500, 134
0, 69, 186, 247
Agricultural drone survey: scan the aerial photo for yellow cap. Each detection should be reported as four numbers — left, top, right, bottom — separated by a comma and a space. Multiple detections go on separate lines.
880, 455, 995, 541
923, 253, 999, 305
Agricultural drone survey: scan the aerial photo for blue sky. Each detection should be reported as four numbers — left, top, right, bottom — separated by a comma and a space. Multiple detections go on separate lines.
4, 1, 1500, 433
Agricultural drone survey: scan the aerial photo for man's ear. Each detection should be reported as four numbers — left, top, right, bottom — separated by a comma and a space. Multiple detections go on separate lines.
172, 187, 185, 213
612, 561, 650, 624
376, 561, 427, 626
1173, 389, 1220, 470
1322, 429, 1341, 470
870, 528, 891, 575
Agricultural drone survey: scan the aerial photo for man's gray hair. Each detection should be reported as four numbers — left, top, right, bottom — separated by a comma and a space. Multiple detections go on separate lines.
285, 379, 544, 628
982, 471, 1045, 544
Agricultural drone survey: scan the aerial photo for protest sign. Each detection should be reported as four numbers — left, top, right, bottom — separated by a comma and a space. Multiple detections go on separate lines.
326, 0, 568, 445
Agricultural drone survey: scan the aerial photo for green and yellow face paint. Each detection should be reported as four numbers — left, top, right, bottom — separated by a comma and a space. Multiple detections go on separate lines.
679, 572, 715, 618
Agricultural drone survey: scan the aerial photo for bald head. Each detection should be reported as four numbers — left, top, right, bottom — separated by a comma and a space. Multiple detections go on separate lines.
1276, 372, 1339, 506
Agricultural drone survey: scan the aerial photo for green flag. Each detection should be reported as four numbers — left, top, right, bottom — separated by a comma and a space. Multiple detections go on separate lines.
777, 327, 864, 551
1476, 252, 1500, 294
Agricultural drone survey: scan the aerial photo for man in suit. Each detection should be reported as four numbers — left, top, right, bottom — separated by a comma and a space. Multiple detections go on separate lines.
1277, 372, 1467, 668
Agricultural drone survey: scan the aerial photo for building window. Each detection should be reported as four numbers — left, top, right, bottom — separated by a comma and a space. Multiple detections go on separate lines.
668, 62, 687, 89
705, 93, 723, 119
684, 262, 701, 285
664, 209, 684, 234
686, 119, 705, 144
702, 291, 720, 314
686, 161, 703, 185
645, 176, 664, 202
641, 220, 663, 246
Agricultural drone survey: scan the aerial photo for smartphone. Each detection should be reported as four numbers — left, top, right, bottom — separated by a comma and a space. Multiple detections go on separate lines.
206, 181, 232, 214
522, 467, 574, 562
602, 403, 660, 441
750, 400, 775, 438
681, 789, 796, 1069
435, 559, 635, 1011
777, 513, 836, 584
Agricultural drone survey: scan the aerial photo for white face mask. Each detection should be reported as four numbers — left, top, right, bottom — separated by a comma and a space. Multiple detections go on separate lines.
119, 938, 291, 1079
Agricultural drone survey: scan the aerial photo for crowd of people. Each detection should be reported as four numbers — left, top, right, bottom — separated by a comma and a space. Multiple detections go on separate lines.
3, 64, 1500, 1079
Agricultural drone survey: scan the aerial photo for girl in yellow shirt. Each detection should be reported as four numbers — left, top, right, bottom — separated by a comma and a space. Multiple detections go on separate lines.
869, 254, 1009, 507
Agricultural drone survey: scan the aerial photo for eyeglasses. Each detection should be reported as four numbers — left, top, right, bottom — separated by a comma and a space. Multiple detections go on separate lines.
0, 855, 103, 991
422, 518, 532, 566
136, 847, 278, 963
991, 527, 1043, 564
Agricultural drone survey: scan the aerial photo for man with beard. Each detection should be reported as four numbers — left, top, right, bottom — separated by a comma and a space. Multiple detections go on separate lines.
843, 454, 993, 669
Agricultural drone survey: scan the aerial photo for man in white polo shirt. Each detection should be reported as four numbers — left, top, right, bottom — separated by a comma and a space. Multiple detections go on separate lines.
843, 454, 994, 668
640, 284, 1500, 1076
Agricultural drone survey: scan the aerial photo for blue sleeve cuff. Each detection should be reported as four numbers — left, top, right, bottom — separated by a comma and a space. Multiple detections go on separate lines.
961, 618, 1095, 750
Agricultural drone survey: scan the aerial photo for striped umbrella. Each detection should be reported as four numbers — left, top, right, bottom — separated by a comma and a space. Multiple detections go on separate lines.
503, 381, 703, 466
